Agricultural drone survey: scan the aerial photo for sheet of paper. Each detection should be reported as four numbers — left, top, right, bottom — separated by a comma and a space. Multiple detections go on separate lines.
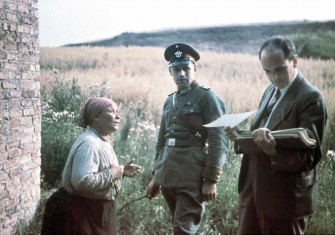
203, 110, 257, 128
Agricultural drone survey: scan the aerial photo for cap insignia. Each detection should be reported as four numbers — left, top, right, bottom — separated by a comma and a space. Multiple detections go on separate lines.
176, 45, 179, 48
175, 51, 182, 58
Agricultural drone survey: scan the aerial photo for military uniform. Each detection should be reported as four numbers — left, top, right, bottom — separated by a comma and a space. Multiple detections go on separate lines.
152, 43, 229, 234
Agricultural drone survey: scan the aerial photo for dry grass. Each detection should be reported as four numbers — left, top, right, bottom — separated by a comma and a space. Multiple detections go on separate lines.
41, 46, 335, 115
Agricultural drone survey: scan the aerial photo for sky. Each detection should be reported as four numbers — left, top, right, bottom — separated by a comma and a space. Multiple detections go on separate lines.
39, 0, 334, 47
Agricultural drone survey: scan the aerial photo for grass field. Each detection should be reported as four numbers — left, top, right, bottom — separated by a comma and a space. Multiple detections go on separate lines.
19, 46, 335, 234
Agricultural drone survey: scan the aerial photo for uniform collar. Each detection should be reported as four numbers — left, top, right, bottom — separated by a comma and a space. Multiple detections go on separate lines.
178, 80, 199, 95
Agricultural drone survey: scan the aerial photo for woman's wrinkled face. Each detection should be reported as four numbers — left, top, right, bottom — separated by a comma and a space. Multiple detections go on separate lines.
96, 102, 121, 135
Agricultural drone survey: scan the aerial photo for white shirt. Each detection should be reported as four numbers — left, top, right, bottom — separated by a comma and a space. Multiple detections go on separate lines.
264, 69, 298, 128
62, 128, 122, 200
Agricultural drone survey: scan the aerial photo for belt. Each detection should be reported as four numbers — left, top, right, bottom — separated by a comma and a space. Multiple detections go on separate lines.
165, 138, 205, 147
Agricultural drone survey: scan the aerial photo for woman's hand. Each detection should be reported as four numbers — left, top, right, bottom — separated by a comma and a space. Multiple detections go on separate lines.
123, 158, 142, 177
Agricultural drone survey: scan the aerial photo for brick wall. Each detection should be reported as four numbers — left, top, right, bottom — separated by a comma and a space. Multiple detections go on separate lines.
0, 0, 40, 234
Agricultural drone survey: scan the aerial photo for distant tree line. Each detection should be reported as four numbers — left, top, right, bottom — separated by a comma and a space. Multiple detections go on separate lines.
293, 31, 335, 60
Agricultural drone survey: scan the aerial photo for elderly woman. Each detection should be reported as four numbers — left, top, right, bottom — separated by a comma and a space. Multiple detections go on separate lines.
41, 97, 142, 235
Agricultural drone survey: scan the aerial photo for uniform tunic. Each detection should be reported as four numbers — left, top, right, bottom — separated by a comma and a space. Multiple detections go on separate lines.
154, 80, 229, 187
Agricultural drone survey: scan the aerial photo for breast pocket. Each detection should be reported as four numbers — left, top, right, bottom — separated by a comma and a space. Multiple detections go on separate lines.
183, 104, 201, 115
181, 105, 204, 127
278, 103, 296, 128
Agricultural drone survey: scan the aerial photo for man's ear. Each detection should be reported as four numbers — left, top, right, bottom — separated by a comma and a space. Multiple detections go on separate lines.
93, 116, 99, 123
292, 55, 298, 68
169, 67, 173, 76
194, 64, 197, 73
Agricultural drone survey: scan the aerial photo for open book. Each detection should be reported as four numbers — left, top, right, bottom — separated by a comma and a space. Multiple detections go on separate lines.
234, 128, 317, 155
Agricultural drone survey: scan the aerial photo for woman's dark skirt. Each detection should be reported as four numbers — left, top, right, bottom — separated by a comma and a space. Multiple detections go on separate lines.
41, 187, 117, 235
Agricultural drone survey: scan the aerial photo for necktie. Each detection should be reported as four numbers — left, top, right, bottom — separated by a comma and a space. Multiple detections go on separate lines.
259, 88, 281, 127
265, 88, 281, 116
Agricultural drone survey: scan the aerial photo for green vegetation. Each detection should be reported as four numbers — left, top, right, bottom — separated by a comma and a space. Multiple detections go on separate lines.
40, 77, 84, 186
292, 31, 335, 60
18, 46, 335, 234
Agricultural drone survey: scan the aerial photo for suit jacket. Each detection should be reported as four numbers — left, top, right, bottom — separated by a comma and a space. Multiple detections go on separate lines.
238, 72, 327, 220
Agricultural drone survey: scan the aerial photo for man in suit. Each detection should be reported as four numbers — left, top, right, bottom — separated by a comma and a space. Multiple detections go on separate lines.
224, 37, 327, 234
146, 42, 229, 234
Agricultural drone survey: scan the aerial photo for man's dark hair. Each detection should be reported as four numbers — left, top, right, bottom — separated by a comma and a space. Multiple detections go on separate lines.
259, 36, 296, 61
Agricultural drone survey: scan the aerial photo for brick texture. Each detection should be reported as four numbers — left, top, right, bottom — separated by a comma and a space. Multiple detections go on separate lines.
0, 0, 40, 234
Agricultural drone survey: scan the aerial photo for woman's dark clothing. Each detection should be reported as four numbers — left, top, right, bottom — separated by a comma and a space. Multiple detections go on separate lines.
41, 187, 117, 235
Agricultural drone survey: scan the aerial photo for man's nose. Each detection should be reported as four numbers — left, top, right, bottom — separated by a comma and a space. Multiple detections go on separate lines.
272, 72, 279, 79
268, 70, 277, 78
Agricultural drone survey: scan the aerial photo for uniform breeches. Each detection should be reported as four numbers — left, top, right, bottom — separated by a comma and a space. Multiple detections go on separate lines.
161, 187, 205, 235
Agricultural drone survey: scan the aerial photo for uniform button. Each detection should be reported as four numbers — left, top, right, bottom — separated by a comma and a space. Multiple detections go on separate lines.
173, 124, 176, 126
190, 109, 194, 112
171, 130, 174, 133
173, 116, 176, 119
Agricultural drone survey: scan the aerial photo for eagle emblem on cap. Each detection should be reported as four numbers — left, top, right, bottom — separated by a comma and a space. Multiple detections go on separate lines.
175, 51, 182, 58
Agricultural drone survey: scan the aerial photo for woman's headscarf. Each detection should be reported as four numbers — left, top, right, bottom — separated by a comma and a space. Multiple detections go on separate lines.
77, 97, 114, 128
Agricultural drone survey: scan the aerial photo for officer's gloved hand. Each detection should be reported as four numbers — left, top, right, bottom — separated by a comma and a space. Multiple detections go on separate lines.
201, 181, 216, 201
146, 179, 161, 199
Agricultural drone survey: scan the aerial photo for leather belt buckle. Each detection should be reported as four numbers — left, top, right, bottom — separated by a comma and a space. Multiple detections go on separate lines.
167, 138, 176, 146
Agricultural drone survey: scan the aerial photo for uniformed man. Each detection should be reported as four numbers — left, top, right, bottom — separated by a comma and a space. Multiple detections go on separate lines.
146, 42, 229, 234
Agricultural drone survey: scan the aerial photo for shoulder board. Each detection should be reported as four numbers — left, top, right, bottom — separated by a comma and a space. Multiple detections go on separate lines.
200, 85, 210, 90
168, 91, 177, 96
